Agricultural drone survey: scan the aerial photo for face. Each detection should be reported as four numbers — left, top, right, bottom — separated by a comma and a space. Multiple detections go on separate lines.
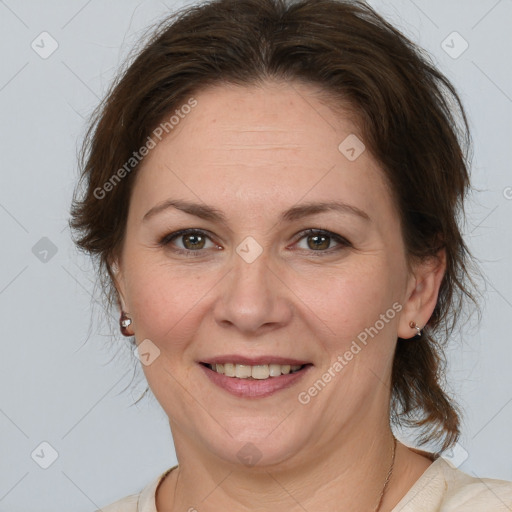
115, 81, 425, 468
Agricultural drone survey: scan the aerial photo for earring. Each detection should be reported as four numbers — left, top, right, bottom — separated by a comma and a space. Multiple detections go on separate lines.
120, 311, 133, 336
409, 321, 422, 337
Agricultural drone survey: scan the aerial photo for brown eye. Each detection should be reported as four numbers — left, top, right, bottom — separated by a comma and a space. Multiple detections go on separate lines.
182, 233, 206, 250
307, 234, 331, 250
295, 229, 351, 253
160, 229, 218, 253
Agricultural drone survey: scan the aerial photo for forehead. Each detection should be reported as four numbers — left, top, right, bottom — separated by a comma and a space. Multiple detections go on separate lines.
130, 80, 393, 224
155, 81, 361, 165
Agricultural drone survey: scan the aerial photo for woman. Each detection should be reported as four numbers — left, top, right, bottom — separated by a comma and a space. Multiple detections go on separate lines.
70, 0, 512, 510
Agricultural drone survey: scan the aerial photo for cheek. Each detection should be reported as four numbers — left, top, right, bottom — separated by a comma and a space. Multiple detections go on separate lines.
124, 262, 213, 393
293, 260, 401, 338
308, 267, 403, 383
298, 267, 404, 392
123, 255, 224, 350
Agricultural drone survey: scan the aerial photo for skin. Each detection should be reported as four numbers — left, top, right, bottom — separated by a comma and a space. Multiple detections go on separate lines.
114, 80, 445, 511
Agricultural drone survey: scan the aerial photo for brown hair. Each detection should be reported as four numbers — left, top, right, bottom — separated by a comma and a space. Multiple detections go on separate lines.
70, 0, 479, 451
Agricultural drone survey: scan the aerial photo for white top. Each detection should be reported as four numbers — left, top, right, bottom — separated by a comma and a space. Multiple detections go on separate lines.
98, 457, 512, 511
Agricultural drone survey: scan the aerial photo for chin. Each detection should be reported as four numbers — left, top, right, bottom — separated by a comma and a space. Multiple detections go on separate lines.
195, 417, 312, 470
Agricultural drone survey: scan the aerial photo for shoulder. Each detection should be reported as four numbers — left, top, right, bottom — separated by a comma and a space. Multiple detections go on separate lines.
440, 459, 512, 511
394, 457, 512, 512
95, 466, 176, 512
98, 493, 139, 512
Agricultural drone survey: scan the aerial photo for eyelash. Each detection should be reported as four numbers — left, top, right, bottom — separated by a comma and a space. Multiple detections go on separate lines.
158, 228, 351, 257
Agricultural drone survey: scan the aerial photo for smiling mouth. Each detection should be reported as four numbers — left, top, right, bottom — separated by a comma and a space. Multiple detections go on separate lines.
201, 362, 310, 380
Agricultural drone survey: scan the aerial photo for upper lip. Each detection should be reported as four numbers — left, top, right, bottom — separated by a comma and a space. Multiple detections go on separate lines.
200, 355, 311, 366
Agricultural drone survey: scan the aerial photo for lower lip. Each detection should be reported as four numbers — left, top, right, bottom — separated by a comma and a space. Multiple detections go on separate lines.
199, 364, 312, 399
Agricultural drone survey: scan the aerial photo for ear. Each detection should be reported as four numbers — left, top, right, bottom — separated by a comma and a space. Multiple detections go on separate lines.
110, 259, 135, 336
397, 249, 446, 339
110, 259, 128, 312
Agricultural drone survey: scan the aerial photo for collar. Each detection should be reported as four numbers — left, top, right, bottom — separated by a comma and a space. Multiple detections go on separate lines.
137, 465, 178, 512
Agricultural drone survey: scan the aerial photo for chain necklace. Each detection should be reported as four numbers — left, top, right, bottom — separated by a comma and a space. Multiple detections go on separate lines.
168, 436, 398, 512
373, 436, 397, 512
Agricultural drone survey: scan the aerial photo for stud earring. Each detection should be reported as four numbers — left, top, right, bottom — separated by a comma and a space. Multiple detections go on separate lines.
120, 311, 133, 336
409, 321, 422, 337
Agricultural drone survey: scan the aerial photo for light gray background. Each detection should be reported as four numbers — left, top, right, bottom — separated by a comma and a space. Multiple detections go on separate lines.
0, 1, 511, 510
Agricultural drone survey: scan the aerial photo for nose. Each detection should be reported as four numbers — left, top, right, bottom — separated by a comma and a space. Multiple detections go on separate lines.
212, 248, 293, 335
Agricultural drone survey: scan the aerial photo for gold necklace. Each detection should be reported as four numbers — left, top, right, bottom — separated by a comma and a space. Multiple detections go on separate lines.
373, 436, 397, 512
168, 437, 398, 512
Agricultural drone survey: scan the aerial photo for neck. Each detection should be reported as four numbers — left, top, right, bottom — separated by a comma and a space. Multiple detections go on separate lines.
158, 420, 400, 512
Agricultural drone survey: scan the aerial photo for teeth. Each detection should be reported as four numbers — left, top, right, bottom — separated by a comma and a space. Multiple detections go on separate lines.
208, 363, 304, 379
252, 365, 269, 380
224, 363, 235, 377
235, 364, 252, 378
269, 364, 282, 377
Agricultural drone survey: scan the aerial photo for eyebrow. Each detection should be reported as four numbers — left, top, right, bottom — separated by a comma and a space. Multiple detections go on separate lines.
142, 199, 371, 224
